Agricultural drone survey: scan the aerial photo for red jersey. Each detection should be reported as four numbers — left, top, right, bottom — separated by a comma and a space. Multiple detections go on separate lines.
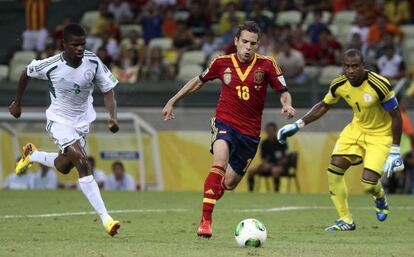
199, 53, 287, 136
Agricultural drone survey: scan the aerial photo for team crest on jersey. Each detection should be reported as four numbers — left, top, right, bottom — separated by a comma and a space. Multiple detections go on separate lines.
363, 93, 373, 102
254, 70, 264, 84
84, 69, 94, 81
223, 67, 231, 85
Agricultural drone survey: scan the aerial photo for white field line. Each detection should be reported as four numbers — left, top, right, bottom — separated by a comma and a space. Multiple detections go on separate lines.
0, 205, 412, 219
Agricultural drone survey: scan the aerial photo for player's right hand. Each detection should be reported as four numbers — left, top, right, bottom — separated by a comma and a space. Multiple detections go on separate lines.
277, 123, 300, 144
162, 102, 175, 121
9, 101, 21, 118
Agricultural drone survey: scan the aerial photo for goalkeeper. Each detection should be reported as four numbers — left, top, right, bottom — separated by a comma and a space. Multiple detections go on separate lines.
278, 49, 404, 231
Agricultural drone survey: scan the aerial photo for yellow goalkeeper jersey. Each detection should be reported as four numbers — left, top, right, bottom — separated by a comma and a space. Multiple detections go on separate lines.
323, 70, 395, 136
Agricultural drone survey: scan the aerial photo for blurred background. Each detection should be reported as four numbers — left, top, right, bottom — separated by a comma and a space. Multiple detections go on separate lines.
0, 0, 413, 195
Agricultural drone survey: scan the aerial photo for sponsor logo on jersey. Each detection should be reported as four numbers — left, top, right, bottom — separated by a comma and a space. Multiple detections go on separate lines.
29, 66, 34, 73
223, 67, 231, 85
277, 75, 287, 87
254, 69, 264, 84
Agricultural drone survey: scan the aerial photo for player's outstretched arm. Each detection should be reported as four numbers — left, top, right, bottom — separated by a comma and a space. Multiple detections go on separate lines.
9, 68, 31, 119
103, 89, 119, 133
277, 101, 331, 143
162, 76, 204, 121
280, 91, 295, 119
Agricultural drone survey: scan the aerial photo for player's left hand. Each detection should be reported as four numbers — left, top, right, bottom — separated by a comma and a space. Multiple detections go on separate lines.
108, 118, 119, 133
9, 101, 22, 118
281, 105, 295, 119
383, 145, 404, 177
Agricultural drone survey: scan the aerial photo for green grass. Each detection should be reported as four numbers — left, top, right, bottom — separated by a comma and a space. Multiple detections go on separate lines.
0, 191, 413, 257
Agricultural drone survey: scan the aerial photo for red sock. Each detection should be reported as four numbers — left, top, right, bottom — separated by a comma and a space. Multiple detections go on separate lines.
201, 165, 226, 222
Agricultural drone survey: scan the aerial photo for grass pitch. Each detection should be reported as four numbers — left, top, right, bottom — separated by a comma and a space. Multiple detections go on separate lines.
0, 191, 413, 257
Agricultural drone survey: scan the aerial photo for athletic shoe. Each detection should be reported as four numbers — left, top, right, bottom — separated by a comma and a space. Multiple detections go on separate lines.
325, 219, 356, 231
104, 218, 121, 237
15, 143, 38, 174
197, 217, 212, 238
375, 197, 389, 222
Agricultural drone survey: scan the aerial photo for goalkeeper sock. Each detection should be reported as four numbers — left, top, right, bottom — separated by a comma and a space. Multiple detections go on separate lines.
78, 175, 111, 225
201, 165, 226, 222
30, 151, 58, 168
327, 164, 352, 223
361, 179, 385, 199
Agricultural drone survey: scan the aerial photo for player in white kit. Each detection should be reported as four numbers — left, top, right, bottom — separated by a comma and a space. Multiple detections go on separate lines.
9, 23, 121, 237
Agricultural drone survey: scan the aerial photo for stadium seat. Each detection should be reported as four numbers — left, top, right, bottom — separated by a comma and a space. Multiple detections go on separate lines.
303, 11, 331, 25
179, 50, 207, 66
148, 38, 173, 51
0, 65, 9, 81
403, 38, 414, 56
276, 10, 301, 25
174, 10, 190, 21
318, 65, 343, 85
304, 66, 321, 81
207, 51, 225, 65
80, 11, 100, 31
10, 51, 36, 65
176, 64, 203, 81
120, 24, 142, 38
9, 63, 27, 82
332, 10, 356, 25
401, 25, 414, 39
261, 10, 275, 20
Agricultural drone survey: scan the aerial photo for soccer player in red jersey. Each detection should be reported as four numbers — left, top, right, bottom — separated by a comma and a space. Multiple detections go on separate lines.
162, 21, 295, 238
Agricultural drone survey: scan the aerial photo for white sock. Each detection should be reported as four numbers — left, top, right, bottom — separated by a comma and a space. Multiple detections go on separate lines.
78, 175, 111, 225
29, 151, 58, 168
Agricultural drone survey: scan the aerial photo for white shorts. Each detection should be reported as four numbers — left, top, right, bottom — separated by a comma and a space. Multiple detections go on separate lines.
46, 120, 89, 152
22, 28, 48, 52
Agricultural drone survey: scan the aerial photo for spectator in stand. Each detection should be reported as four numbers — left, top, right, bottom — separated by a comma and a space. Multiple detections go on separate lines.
353, 0, 382, 26
201, 30, 221, 56
347, 15, 370, 48
367, 15, 404, 47
162, 7, 177, 38
88, 156, 107, 189
4, 158, 34, 190
105, 161, 136, 191
219, 2, 245, 35
186, 1, 211, 38
138, 2, 163, 44
112, 48, 140, 83
142, 46, 174, 80
248, 3, 272, 32
347, 33, 366, 56
276, 39, 306, 84
376, 44, 405, 81
384, 0, 410, 25
120, 29, 145, 65
257, 32, 274, 56
22, 0, 49, 55
33, 163, 58, 190
310, 28, 342, 66
92, 32, 120, 61
173, 20, 194, 57
290, 25, 313, 64
306, 10, 329, 44
108, 0, 133, 24
97, 47, 113, 67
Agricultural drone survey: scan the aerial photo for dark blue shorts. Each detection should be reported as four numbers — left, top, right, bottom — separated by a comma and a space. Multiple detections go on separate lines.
210, 118, 260, 176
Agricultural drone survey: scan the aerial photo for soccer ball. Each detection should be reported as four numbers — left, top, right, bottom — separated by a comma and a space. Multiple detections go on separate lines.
234, 218, 267, 247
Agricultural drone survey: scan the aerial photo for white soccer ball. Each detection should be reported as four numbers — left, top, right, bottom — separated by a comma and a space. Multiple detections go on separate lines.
234, 218, 267, 247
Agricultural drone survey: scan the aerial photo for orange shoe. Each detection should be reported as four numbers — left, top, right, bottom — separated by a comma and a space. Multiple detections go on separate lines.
197, 217, 212, 238
15, 143, 38, 174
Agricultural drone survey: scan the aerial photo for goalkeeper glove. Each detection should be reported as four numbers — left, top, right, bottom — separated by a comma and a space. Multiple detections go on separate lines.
382, 144, 405, 178
277, 119, 305, 144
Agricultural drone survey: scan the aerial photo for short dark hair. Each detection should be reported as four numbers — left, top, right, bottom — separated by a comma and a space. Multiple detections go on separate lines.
63, 23, 86, 41
236, 21, 261, 41
343, 48, 364, 63
112, 161, 124, 170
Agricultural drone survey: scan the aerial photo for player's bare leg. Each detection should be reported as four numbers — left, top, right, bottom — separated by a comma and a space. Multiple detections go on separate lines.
65, 141, 120, 236
361, 169, 388, 221
197, 139, 232, 238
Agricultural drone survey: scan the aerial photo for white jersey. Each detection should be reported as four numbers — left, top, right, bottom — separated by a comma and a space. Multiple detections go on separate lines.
27, 50, 118, 127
